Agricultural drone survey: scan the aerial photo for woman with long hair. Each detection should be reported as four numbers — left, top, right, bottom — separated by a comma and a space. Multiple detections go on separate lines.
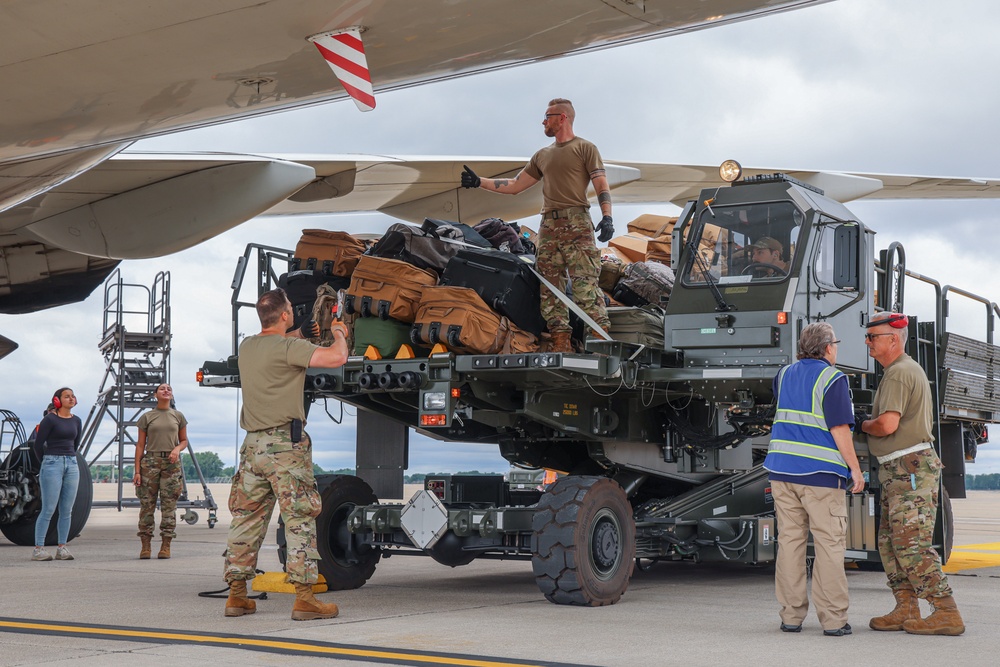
133, 383, 188, 559
32, 387, 82, 561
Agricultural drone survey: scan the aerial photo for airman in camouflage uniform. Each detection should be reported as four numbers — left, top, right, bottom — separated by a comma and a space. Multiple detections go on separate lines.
858, 313, 964, 636
223, 288, 349, 620
133, 384, 188, 559
460, 98, 614, 352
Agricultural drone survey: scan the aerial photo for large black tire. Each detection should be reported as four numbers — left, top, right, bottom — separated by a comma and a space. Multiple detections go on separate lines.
0, 453, 92, 547
531, 476, 636, 606
316, 475, 381, 590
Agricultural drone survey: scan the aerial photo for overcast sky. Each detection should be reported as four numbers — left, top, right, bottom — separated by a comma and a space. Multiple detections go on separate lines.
3, 0, 1000, 479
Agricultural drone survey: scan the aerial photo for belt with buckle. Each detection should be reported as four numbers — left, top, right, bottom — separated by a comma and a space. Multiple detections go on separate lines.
148, 452, 172, 458
544, 206, 587, 220
877, 442, 932, 465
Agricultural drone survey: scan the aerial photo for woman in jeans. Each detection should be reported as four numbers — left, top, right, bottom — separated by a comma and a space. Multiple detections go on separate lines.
32, 387, 83, 561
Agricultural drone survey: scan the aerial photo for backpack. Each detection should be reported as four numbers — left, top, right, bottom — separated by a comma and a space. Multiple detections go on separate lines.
613, 261, 675, 307
474, 217, 526, 254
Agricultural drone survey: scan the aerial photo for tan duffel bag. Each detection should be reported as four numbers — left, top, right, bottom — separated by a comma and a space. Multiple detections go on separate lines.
294, 230, 367, 277
344, 256, 438, 323
411, 286, 538, 354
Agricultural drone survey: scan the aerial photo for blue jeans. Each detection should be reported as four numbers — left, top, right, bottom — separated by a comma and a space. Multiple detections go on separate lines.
35, 455, 80, 546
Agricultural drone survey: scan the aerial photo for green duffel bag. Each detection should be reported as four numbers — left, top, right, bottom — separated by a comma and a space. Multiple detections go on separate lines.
353, 316, 428, 358
606, 306, 665, 348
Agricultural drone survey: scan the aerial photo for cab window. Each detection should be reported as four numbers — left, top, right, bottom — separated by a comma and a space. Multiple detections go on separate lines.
681, 202, 803, 286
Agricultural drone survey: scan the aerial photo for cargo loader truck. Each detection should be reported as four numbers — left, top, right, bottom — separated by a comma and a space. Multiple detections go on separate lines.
198, 165, 995, 606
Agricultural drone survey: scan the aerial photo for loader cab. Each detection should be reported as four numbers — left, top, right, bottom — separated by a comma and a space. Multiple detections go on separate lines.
680, 200, 802, 289
665, 174, 874, 385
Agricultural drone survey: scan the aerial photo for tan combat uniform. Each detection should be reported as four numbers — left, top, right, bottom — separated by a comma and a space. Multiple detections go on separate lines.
224, 335, 323, 585
870, 353, 952, 600
136, 408, 186, 539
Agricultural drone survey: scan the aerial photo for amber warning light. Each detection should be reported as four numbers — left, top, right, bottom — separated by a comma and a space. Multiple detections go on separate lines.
196, 370, 204, 383
420, 414, 447, 426
777, 312, 788, 325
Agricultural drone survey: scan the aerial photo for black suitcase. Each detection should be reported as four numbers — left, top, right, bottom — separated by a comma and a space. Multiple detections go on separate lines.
277, 270, 350, 330
441, 249, 546, 336
369, 223, 458, 276
611, 282, 649, 307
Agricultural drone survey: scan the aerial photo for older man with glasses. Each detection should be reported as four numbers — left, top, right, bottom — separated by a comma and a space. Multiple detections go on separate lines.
764, 322, 865, 637
858, 312, 965, 636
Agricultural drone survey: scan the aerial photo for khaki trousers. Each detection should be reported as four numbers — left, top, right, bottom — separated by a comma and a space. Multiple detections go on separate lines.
772, 480, 850, 630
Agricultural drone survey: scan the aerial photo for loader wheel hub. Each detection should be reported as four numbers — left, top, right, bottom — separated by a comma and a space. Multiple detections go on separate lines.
591, 513, 621, 574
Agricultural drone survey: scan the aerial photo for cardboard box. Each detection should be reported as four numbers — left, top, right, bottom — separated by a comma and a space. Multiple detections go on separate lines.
627, 214, 676, 238
608, 233, 650, 263
601, 246, 634, 265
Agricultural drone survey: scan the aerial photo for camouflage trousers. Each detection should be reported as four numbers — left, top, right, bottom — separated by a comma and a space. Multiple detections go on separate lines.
224, 428, 322, 585
877, 448, 952, 599
137, 454, 182, 539
537, 210, 609, 334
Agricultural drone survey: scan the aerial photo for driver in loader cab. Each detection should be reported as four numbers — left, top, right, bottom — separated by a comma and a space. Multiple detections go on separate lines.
749, 237, 788, 277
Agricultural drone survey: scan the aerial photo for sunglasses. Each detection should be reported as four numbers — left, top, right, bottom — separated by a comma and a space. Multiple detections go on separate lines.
864, 333, 894, 342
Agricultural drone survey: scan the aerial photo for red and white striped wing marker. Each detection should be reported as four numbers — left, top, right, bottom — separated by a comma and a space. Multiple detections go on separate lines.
307, 27, 375, 112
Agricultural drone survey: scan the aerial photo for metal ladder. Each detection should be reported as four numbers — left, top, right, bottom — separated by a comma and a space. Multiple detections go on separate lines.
79, 268, 217, 526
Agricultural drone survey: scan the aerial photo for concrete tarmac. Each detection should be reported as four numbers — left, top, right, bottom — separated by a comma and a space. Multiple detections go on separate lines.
1, 484, 998, 667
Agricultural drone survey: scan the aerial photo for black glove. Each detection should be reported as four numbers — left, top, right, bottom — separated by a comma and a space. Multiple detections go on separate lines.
853, 410, 870, 429
595, 215, 614, 243
300, 318, 320, 339
461, 164, 481, 189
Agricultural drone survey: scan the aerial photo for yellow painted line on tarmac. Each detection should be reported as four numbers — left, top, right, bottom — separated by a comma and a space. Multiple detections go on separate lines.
0, 617, 588, 667
944, 542, 1000, 573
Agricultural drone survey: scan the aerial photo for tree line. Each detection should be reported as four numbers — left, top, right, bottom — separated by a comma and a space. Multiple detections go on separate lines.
966, 474, 1000, 490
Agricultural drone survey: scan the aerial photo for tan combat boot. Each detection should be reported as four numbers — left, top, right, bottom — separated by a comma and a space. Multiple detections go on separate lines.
869, 589, 920, 631
139, 535, 152, 560
903, 595, 965, 636
550, 331, 573, 354
157, 536, 171, 559
224, 580, 257, 617
291, 582, 339, 621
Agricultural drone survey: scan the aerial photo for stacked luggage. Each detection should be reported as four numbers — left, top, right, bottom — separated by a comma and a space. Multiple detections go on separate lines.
284, 212, 679, 361
288, 220, 540, 358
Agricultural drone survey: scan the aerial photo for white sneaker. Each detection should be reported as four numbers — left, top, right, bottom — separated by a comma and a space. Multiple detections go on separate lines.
55, 546, 74, 560
32, 547, 53, 561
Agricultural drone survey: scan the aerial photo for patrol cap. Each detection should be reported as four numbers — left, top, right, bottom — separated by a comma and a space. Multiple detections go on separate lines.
751, 236, 783, 252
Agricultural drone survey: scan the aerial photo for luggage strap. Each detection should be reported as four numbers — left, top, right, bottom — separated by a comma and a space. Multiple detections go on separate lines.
529, 269, 612, 341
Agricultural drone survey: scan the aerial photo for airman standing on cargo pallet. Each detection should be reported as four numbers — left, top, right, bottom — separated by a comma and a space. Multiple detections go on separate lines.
223, 288, 349, 620
460, 98, 613, 353
858, 312, 965, 636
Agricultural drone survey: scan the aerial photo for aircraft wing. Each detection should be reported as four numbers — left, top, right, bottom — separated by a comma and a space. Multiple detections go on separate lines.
1, 1, 834, 166
5, 151, 1000, 315
0, 153, 315, 313
602, 162, 1000, 206
0, 0, 840, 254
